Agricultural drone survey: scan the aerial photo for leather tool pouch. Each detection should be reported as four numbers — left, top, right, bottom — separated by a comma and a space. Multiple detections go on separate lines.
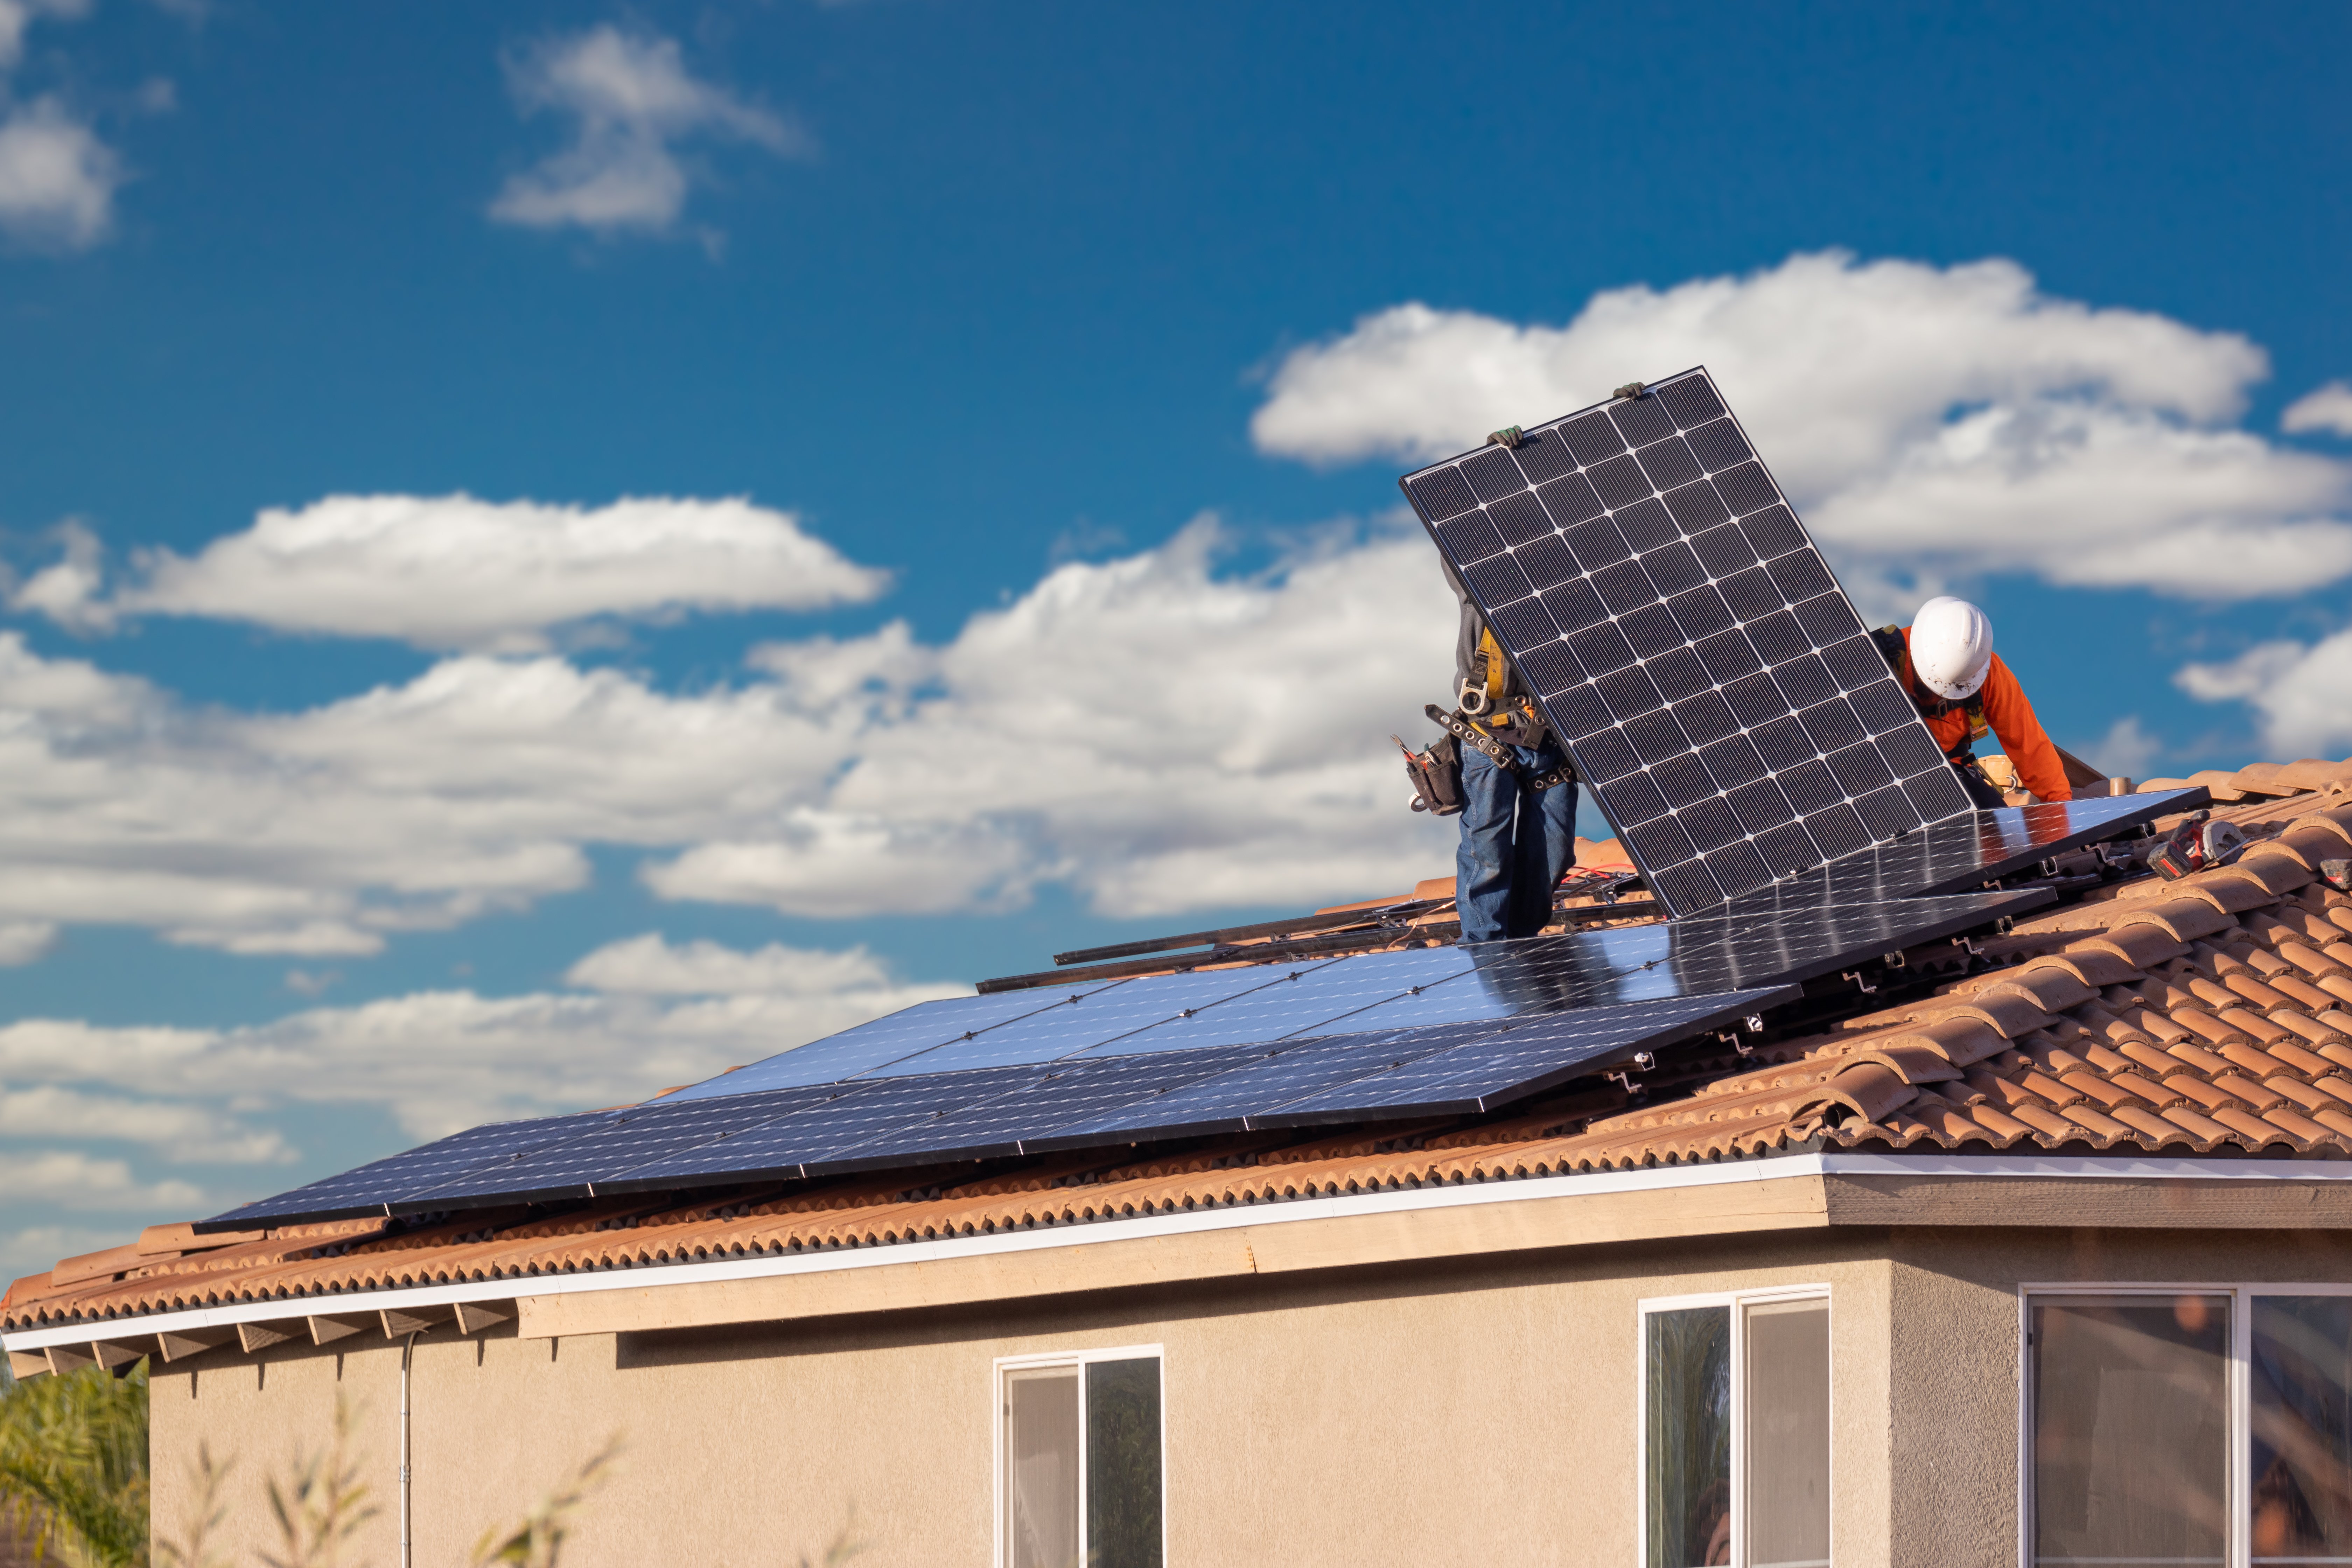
1404, 732, 1465, 816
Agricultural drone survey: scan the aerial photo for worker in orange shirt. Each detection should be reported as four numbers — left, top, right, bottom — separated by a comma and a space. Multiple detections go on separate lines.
1874, 597, 2072, 809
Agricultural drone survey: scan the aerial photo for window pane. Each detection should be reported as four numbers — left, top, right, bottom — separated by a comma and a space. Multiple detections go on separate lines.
2253, 1295, 2352, 1562
1745, 1298, 1830, 1568
1087, 1357, 1163, 1568
1647, 1306, 1732, 1568
1005, 1367, 1080, 1568
2030, 1294, 2230, 1568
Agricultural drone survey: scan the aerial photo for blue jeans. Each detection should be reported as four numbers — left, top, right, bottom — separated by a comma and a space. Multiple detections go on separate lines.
1455, 737, 1579, 943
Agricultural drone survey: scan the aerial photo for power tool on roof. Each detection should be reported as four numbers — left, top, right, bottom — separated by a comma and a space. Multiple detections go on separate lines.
2144, 811, 2249, 880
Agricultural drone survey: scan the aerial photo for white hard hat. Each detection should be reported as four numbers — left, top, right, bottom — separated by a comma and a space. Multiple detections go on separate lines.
1909, 596, 1994, 700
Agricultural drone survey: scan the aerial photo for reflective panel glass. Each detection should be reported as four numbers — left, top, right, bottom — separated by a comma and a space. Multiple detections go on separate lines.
1087, 1358, 1165, 1568
2030, 1293, 2229, 1568
2252, 1294, 2352, 1563
1647, 1306, 1732, 1568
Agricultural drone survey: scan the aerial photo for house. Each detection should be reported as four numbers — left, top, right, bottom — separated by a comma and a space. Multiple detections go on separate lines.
8, 758, 2352, 1566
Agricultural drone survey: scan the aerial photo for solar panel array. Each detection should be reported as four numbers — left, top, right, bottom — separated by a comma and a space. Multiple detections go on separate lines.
207, 976, 1798, 1226
1400, 366, 1974, 917
207, 788, 2209, 1232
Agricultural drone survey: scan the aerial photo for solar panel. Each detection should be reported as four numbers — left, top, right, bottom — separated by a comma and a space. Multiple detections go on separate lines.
1829, 787, 2205, 902
805, 1046, 1268, 1173
1025, 1024, 1519, 1149
1254, 986, 1795, 1126
1401, 367, 1976, 918
658, 980, 1128, 1100
196, 1111, 618, 1230
600, 1066, 1046, 1192
392, 1085, 845, 1211
852, 962, 1344, 1077
1064, 944, 1484, 1058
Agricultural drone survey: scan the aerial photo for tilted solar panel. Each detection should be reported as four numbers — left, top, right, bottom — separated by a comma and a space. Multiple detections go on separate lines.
1253, 986, 1794, 1126
1400, 367, 1975, 917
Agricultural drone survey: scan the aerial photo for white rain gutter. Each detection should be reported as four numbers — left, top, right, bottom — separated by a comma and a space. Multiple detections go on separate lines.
9, 1152, 2352, 1353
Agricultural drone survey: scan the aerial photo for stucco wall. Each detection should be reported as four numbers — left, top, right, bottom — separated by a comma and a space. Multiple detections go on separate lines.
148, 1232, 1899, 1567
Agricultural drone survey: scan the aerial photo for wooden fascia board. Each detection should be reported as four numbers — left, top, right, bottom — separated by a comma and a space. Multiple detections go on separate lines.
516, 1170, 1835, 1340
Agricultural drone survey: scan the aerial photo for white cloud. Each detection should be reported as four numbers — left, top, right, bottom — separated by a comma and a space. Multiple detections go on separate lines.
0, 1223, 117, 1279
2178, 635, 2352, 759
1250, 252, 2352, 606
0, 936, 959, 1149
651, 514, 1460, 918
0, 1086, 287, 1163
2286, 382, 2352, 439
0, 97, 118, 249
0, 507, 1461, 952
0, 938, 960, 1261
25, 494, 885, 651
489, 25, 808, 236
0, 1150, 201, 1212
566, 932, 906, 997
0, 922, 56, 966
2079, 716, 2164, 784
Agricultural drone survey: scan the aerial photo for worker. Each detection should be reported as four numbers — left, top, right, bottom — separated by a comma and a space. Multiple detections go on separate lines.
1446, 562, 1579, 942
1876, 596, 2071, 808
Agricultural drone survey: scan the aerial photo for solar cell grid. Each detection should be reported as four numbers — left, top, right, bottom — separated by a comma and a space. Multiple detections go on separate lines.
860, 962, 1339, 1076
1068, 943, 1484, 1057
1254, 986, 1795, 1126
197, 1112, 618, 1228
602, 1066, 1044, 1191
1400, 366, 1975, 915
660, 981, 1126, 1099
394, 1085, 843, 1210
1026, 1028, 1490, 1149
812, 1046, 1268, 1172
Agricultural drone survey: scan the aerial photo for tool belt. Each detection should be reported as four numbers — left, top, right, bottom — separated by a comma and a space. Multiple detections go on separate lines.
1422, 704, 1573, 791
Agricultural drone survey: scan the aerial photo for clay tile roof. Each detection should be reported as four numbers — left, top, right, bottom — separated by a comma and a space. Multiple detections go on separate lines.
20, 762, 2352, 1335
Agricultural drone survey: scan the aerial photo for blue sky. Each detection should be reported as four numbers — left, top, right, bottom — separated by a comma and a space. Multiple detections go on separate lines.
0, 0, 2346, 1271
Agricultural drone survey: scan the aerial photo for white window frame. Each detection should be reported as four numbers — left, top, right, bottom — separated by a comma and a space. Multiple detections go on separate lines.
1637, 1284, 1835, 1568
2017, 1281, 2352, 1568
992, 1343, 1167, 1568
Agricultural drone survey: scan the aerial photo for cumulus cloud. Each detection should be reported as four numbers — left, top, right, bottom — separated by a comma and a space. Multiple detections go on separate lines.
2286, 382, 2352, 439
2177, 635, 2352, 760
2082, 716, 2165, 784
0, 931, 954, 1237
566, 932, 903, 997
490, 25, 808, 236
0, 96, 118, 248
653, 515, 1459, 918
0, 1150, 201, 1212
0, 944, 962, 1265
0, 509, 1459, 953
25, 493, 888, 651
1251, 252, 2352, 609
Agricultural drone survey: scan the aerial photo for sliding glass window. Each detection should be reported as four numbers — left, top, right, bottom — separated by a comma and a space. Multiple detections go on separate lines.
999, 1348, 1164, 1568
1643, 1288, 1832, 1568
2025, 1286, 2352, 1567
